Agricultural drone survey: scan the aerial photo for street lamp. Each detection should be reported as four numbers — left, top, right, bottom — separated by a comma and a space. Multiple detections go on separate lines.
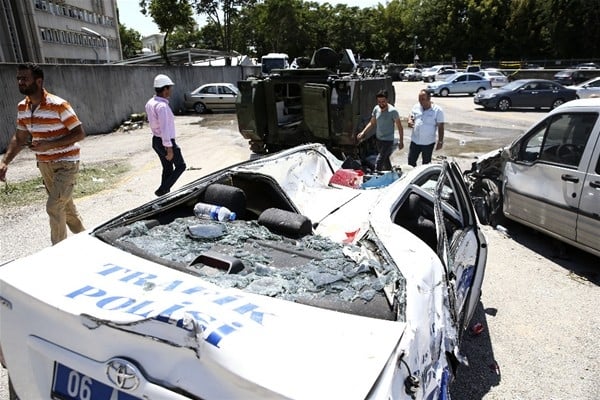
81, 27, 109, 63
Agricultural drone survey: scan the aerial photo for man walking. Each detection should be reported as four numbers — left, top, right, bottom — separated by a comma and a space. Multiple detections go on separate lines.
0, 62, 86, 245
145, 74, 186, 196
407, 89, 445, 166
357, 90, 404, 171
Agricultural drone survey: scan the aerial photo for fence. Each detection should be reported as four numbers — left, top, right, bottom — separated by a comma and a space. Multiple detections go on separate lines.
0, 64, 260, 153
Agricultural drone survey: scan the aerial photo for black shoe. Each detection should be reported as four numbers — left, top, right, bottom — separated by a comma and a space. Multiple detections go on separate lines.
154, 188, 168, 197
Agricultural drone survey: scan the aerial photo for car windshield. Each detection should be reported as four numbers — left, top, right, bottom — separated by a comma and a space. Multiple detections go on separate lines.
444, 73, 459, 81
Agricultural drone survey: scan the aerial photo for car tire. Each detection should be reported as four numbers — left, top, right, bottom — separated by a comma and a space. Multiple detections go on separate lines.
440, 88, 449, 97
470, 178, 504, 226
497, 98, 511, 111
476, 87, 486, 94
194, 102, 207, 114
551, 98, 565, 109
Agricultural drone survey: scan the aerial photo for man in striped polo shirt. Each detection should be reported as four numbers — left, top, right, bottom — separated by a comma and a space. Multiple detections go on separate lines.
0, 63, 86, 245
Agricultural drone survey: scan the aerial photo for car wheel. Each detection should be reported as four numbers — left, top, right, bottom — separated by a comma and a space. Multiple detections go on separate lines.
476, 87, 486, 94
497, 98, 511, 111
194, 102, 207, 114
440, 88, 449, 97
551, 98, 565, 109
470, 178, 504, 226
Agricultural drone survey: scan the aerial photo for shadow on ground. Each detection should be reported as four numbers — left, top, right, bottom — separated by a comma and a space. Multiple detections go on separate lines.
451, 302, 500, 399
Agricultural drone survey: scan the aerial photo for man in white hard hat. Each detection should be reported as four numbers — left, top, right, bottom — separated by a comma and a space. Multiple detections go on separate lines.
145, 74, 186, 196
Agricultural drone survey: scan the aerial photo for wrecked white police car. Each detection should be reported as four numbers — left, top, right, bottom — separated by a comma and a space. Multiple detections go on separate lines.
0, 144, 487, 400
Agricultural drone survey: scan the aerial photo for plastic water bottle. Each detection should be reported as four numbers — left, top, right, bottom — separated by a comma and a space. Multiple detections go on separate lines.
193, 202, 236, 221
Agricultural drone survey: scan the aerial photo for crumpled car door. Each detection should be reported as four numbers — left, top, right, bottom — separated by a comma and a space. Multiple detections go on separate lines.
434, 162, 488, 331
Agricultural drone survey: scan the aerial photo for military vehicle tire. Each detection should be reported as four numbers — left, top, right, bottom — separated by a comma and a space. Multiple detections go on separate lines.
249, 141, 266, 154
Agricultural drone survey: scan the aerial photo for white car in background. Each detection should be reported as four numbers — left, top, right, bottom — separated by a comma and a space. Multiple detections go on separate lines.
478, 70, 509, 87
401, 67, 422, 81
422, 65, 454, 82
0, 144, 487, 400
568, 76, 600, 99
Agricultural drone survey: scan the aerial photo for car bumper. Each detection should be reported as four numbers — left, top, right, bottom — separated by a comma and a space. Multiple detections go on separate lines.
473, 96, 498, 107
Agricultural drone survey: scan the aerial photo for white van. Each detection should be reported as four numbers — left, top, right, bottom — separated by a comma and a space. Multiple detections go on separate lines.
260, 53, 289, 75
467, 98, 600, 257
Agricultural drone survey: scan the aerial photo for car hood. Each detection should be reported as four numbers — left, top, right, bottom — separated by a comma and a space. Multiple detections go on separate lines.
0, 234, 405, 399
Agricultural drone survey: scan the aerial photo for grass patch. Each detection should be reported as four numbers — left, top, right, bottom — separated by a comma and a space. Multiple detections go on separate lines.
0, 162, 130, 208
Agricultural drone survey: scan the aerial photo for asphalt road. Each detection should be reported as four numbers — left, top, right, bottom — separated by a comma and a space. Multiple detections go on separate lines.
1, 82, 598, 399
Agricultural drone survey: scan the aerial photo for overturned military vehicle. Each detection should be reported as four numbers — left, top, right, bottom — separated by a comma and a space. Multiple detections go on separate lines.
236, 48, 395, 159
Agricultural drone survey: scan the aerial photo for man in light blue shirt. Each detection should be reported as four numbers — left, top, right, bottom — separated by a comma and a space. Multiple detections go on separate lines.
357, 90, 404, 171
407, 89, 445, 166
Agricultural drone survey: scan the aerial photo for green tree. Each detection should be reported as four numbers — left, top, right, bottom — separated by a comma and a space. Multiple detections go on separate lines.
139, 0, 195, 64
167, 25, 204, 49
191, 0, 257, 53
119, 24, 143, 59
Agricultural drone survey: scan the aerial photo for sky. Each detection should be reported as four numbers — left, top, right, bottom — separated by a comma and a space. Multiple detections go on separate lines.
116, 0, 381, 37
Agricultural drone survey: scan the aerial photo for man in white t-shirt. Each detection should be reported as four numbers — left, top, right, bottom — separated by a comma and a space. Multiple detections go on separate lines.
407, 89, 444, 166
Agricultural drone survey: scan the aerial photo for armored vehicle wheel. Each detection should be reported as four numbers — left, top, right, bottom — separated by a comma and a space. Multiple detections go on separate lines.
249, 140, 267, 154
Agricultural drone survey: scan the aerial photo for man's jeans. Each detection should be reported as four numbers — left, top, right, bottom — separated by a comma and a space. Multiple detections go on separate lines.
408, 141, 435, 167
38, 161, 85, 245
152, 136, 186, 194
375, 139, 394, 171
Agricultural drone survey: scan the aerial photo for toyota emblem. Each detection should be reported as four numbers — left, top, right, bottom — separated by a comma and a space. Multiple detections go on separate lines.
106, 358, 141, 391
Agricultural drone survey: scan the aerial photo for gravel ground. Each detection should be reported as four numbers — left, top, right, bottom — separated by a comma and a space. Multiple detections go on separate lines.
1, 82, 598, 399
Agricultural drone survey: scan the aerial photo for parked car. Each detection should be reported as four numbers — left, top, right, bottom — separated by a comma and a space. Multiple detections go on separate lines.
575, 62, 599, 70
568, 76, 600, 99
434, 69, 457, 81
401, 67, 422, 81
426, 72, 492, 96
0, 143, 487, 400
184, 83, 239, 114
474, 79, 577, 111
478, 70, 509, 87
421, 64, 454, 82
553, 69, 598, 86
465, 99, 600, 257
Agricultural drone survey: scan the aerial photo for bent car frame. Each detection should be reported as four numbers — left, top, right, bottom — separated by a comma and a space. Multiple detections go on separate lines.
465, 99, 600, 257
0, 144, 487, 399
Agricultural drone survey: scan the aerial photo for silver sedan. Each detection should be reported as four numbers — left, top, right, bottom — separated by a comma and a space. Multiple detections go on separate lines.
184, 83, 239, 113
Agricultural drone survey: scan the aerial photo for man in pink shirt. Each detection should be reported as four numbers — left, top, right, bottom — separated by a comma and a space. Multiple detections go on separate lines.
145, 74, 186, 196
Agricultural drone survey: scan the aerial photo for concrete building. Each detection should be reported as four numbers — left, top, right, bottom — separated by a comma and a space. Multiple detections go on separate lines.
0, 0, 122, 64
141, 33, 165, 54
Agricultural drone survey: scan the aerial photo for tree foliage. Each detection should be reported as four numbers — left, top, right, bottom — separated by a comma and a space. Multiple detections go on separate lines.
139, 0, 195, 63
127, 0, 600, 65
190, 0, 256, 52
119, 24, 143, 59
